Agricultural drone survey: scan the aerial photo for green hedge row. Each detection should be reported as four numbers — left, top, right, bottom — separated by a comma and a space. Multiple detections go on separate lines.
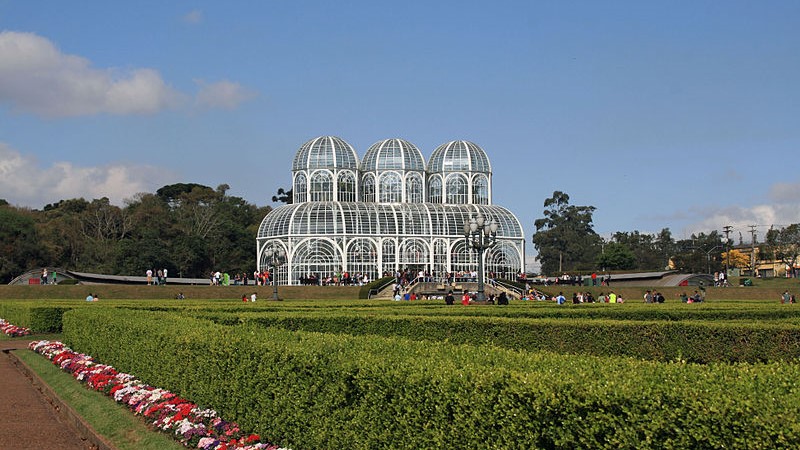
62, 307, 800, 449
0, 303, 72, 332
189, 310, 800, 364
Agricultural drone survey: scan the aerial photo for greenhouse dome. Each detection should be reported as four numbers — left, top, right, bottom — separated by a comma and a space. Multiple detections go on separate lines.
361, 138, 427, 204
258, 136, 524, 286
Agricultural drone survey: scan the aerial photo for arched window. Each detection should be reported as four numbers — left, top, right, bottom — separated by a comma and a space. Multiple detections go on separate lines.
399, 239, 429, 274
290, 238, 341, 285
472, 175, 489, 205
337, 171, 356, 202
450, 239, 477, 276
406, 173, 423, 203
445, 174, 467, 204
293, 172, 307, 203
382, 239, 397, 275
362, 174, 376, 203
310, 171, 333, 202
487, 242, 521, 281
346, 239, 379, 283
379, 172, 402, 203
429, 176, 442, 204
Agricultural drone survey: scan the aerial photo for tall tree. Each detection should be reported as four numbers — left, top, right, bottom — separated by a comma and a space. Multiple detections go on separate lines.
595, 242, 636, 270
673, 232, 724, 274
0, 205, 43, 283
764, 224, 800, 278
532, 191, 601, 275
272, 187, 293, 204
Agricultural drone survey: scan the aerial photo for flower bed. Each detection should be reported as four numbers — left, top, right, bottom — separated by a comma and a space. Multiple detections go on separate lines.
0, 318, 32, 337
29, 341, 288, 450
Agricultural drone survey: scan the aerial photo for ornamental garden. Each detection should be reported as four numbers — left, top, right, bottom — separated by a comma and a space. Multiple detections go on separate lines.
2, 281, 800, 449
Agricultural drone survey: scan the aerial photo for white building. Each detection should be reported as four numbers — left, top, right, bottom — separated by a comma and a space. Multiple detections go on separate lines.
256, 136, 525, 285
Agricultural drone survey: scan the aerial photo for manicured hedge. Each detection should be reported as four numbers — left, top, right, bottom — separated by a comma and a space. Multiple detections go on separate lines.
62, 307, 800, 449
187, 309, 800, 364
0, 303, 72, 332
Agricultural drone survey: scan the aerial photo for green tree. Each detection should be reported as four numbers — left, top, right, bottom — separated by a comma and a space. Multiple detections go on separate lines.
596, 242, 637, 270
654, 228, 675, 271
272, 187, 293, 204
765, 224, 800, 278
673, 232, 724, 274
532, 191, 601, 275
0, 205, 43, 283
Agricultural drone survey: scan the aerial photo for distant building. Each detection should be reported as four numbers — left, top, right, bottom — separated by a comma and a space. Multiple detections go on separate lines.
256, 136, 525, 285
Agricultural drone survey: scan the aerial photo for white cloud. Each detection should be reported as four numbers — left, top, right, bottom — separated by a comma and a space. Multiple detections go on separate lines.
194, 79, 258, 110
0, 31, 255, 117
681, 201, 800, 239
183, 10, 204, 24
0, 142, 177, 207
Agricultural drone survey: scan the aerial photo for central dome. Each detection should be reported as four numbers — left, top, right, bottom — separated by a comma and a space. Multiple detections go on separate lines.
292, 136, 359, 171
361, 138, 426, 172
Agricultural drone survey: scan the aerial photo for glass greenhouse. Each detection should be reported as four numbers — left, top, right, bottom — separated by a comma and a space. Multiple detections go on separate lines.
257, 136, 525, 285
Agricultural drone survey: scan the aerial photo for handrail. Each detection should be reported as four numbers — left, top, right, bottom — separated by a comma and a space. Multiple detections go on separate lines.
496, 279, 524, 298
368, 277, 397, 299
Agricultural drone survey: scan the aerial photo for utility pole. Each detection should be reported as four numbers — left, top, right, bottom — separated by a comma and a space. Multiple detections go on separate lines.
749, 225, 758, 277
723, 225, 733, 275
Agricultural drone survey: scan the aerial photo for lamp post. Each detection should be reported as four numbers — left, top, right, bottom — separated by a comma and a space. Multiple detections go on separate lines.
265, 245, 287, 300
463, 213, 499, 302
691, 244, 721, 274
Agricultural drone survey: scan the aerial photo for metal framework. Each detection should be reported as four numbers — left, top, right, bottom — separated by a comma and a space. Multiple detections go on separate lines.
258, 136, 525, 285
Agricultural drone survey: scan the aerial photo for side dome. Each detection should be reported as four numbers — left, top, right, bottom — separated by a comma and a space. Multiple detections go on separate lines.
361, 138, 426, 172
292, 136, 359, 171
428, 140, 491, 174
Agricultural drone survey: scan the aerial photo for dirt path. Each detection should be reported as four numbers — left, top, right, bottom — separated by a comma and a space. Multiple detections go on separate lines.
0, 339, 101, 449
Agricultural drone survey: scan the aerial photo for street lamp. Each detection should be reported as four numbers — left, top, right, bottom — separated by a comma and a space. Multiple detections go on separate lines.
265, 245, 287, 300
463, 213, 499, 302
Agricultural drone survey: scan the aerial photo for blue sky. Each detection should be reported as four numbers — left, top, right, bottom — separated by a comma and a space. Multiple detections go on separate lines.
1, 1, 799, 269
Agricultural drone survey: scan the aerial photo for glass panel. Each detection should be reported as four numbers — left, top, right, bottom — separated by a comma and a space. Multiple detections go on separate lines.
379, 172, 402, 203
361, 174, 375, 203
337, 171, 356, 202
445, 174, 467, 204
428, 176, 442, 204
310, 171, 333, 202
406, 173, 423, 203
294, 172, 307, 203
472, 175, 489, 205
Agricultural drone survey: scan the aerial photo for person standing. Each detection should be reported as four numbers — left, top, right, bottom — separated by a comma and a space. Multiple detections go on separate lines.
41, 268, 48, 285
445, 290, 455, 305
162, 268, 168, 285
146, 269, 153, 285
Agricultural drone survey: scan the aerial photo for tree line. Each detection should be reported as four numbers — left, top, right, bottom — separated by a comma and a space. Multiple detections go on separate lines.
532, 191, 800, 277
0, 183, 271, 283
3, 187, 797, 283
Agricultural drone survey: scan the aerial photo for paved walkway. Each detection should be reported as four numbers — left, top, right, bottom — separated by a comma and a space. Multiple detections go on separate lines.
0, 339, 97, 449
